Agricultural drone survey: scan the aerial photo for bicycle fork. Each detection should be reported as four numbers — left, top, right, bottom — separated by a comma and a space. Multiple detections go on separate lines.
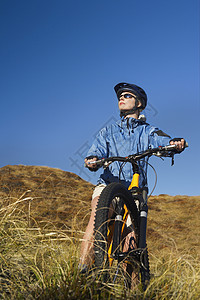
138, 188, 148, 249
129, 169, 150, 289
110, 198, 127, 260
128, 165, 148, 249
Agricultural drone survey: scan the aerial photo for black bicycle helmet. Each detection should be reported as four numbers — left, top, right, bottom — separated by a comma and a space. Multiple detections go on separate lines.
114, 82, 147, 109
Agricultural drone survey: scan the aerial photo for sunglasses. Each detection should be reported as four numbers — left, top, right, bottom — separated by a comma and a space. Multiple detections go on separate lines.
118, 93, 136, 100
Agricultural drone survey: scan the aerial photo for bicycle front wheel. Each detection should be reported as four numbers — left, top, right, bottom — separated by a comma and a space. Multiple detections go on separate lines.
94, 182, 140, 287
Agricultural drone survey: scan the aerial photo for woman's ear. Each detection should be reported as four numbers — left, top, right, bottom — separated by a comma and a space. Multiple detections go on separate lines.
137, 100, 142, 108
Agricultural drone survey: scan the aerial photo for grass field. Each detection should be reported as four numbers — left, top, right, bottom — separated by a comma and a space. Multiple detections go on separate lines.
0, 165, 199, 299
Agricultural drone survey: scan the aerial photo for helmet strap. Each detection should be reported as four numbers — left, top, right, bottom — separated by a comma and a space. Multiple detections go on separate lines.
120, 106, 138, 118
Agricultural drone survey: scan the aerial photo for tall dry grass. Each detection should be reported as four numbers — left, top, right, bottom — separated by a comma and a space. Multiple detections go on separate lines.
0, 192, 199, 299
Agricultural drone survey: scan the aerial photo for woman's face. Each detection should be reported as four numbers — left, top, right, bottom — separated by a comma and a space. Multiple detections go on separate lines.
118, 92, 138, 111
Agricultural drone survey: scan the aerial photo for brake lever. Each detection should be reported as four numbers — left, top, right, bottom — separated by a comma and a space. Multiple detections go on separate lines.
103, 161, 112, 169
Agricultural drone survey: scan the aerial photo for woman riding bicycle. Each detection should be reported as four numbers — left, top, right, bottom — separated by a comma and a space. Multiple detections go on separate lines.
80, 82, 185, 272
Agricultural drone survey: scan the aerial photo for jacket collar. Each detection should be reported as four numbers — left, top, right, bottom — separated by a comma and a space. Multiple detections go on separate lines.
121, 116, 139, 124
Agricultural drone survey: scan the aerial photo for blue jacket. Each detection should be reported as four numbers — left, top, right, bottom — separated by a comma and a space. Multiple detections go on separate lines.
86, 117, 171, 188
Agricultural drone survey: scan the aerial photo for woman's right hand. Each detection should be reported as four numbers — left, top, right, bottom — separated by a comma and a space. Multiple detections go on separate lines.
84, 157, 98, 171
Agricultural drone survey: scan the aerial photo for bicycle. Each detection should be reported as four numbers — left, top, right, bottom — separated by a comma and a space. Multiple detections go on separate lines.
87, 143, 187, 290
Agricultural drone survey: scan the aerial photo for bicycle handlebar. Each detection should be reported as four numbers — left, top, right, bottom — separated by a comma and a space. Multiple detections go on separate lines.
86, 143, 188, 168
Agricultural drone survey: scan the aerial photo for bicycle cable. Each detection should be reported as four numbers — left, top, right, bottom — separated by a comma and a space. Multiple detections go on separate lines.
118, 161, 127, 183
117, 159, 158, 198
145, 162, 157, 198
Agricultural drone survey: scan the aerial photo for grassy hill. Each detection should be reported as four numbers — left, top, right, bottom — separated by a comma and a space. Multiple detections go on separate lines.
0, 165, 94, 231
0, 165, 199, 299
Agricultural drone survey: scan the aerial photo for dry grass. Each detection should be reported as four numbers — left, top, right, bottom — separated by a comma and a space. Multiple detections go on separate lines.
147, 195, 200, 257
0, 165, 199, 299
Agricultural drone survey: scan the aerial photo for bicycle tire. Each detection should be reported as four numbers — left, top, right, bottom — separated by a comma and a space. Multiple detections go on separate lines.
94, 182, 140, 287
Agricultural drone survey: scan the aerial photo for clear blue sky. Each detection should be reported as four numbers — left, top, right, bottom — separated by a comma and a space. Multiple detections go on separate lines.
0, 0, 199, 195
